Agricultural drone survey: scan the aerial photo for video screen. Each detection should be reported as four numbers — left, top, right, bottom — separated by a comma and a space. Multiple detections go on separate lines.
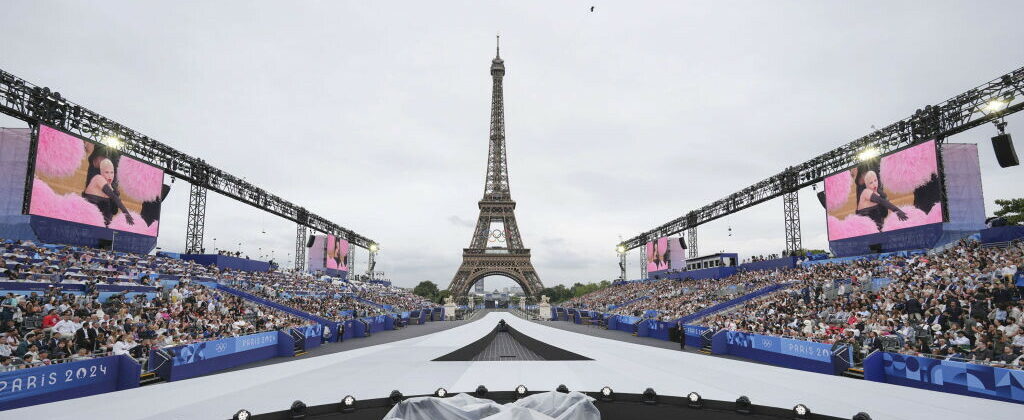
667, 237, 686, 270
28, 125, 164, 236
307, 235, 326, 272
326, 234, 349, 271
825, 140, 944, 241
646, 237, 669, 272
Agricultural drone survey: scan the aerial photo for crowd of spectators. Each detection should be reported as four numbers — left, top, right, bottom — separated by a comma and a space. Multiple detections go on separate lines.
0, 237, 435, 373
699, 240, 1023, 368
1, 280, 307, 372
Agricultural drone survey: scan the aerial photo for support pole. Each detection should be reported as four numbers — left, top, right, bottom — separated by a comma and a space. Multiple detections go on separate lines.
639, 244, 647, 280
687, 228, 698, 259
618, 250, 627, 281
185, 183, 207, 254
294, 224, 306, 271
783, 191, 802, 256
367, 247, 377, 280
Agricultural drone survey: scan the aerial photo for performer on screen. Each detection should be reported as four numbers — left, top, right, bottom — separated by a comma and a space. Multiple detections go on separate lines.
82, 158, 134, 227
855, 169, 907, 229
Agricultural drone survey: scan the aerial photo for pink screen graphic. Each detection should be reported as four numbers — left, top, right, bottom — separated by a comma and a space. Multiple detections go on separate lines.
646, 237, 669, 272
325, 234, 349, 271
29, 125, 164, 236
825, 140, 943, 241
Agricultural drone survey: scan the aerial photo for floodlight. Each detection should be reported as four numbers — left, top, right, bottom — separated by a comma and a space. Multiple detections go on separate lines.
434, 388, 448, 398
793, 404, 811, 419
233, 409, 251, 420
686, 392, 703, 408
982, 97, 1010, 114
475, 385, 488, 397
515, 385, 528, 396
735, 395, 752, 414
389, 390, 403, 405
599, 386, 614, 401
857, 147, 880, 161
852, 412, 873, 420
556, 384, 569, 393
616, 244, 626, 254
341, 395, 356, 412
641, 387, 657, 404
289, 400, 306, 418
102, 135, 123, 150
369, 243, 379, 253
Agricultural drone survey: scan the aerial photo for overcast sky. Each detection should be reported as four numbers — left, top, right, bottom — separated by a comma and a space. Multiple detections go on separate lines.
2, 1, 1023, 289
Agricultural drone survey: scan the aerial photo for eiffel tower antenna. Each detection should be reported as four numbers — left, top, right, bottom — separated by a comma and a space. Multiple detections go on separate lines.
448, 40, 544, 299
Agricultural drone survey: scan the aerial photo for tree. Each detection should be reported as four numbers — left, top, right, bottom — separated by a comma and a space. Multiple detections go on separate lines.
412, 281, 440, 300
434, 289, 451, 304
994, 198, 1024, 225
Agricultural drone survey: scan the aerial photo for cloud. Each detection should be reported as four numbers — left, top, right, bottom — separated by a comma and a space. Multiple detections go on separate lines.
447, 215, 476, 228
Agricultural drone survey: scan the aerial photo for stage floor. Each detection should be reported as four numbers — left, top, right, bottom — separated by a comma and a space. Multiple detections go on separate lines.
10, 312, 1021, 420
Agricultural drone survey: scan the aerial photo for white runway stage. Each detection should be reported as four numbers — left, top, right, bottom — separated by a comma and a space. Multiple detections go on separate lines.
12, 312, 1021, 420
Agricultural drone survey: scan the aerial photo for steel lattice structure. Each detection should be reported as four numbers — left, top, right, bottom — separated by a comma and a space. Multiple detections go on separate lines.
0, 67, 376, 250
619, 66, 1024, 251
448, 39, 544, 298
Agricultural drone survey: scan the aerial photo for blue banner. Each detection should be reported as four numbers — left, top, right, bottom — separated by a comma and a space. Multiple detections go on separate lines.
172, 331, 278, 366
725, 331, 833, 363
0, 355, 139, 411
865, 352, 1024, 404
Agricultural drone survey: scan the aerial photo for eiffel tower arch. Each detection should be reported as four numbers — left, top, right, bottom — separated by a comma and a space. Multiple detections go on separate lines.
448, 38, 544, 299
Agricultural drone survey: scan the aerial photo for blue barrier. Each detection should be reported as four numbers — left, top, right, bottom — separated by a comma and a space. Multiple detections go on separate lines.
0, 355, 139, 411
675, 283, 789, 324
682, 325, 709, 348
636, 319, 670, 340
711, 331, 851, 375
214, 284, 341, 342
980, 225, 1024, 244
738, 256, 798, 272
180, 254, 271, 272
150, 331, 286, 381
863, 352, 1024, 404
295, 324, 324, 350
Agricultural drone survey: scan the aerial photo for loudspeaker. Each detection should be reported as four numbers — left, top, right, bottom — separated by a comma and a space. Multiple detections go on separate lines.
677, 237, 687, 250
868, 243, 883, 253
817, 191, 827, 209
992, 133, 1019, 167
306, 235, 316, 248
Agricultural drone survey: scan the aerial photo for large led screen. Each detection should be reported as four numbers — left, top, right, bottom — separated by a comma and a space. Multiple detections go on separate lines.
307, 235, 326, 272
29, 125, 164, 236
326, 234, 349, 271
667, 237, 686, 270
646, 237, 669, 272
825, 140, 944, 241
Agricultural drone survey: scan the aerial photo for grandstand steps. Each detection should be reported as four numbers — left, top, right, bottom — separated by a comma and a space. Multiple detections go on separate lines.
139, 372, 165, 387
293, 350, 308, 357
699, 345, 713, 355
841, 368, 865, 380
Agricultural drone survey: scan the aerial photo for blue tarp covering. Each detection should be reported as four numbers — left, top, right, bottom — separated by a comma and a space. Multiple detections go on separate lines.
980, 225, 1024, 244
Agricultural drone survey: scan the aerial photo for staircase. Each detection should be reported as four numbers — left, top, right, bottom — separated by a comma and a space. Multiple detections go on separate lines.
841, 367, 864, 379
290, 329, 308, 357
699, 344, 713, 355
139, 371, 164, 386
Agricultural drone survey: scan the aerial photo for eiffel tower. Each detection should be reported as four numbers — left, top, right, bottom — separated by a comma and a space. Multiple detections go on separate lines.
448, 38, 544, 298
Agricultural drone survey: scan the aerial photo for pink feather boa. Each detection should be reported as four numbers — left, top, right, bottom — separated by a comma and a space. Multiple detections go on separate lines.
882, 204, 943, 232
827, 214, 880, 241
824, 170, 854, 210
35, 125, 85, 179
116, 156, 163, 202
880, 140, 938, 194
29, 178, 106, 226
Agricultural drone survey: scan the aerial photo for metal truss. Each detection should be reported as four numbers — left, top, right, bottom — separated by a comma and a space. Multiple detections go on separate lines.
0, 68, 376, 249
185, 183, 207, 253
294, 224, 306, 271
619, 66, 1024, 250
783, 191, 801, 255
